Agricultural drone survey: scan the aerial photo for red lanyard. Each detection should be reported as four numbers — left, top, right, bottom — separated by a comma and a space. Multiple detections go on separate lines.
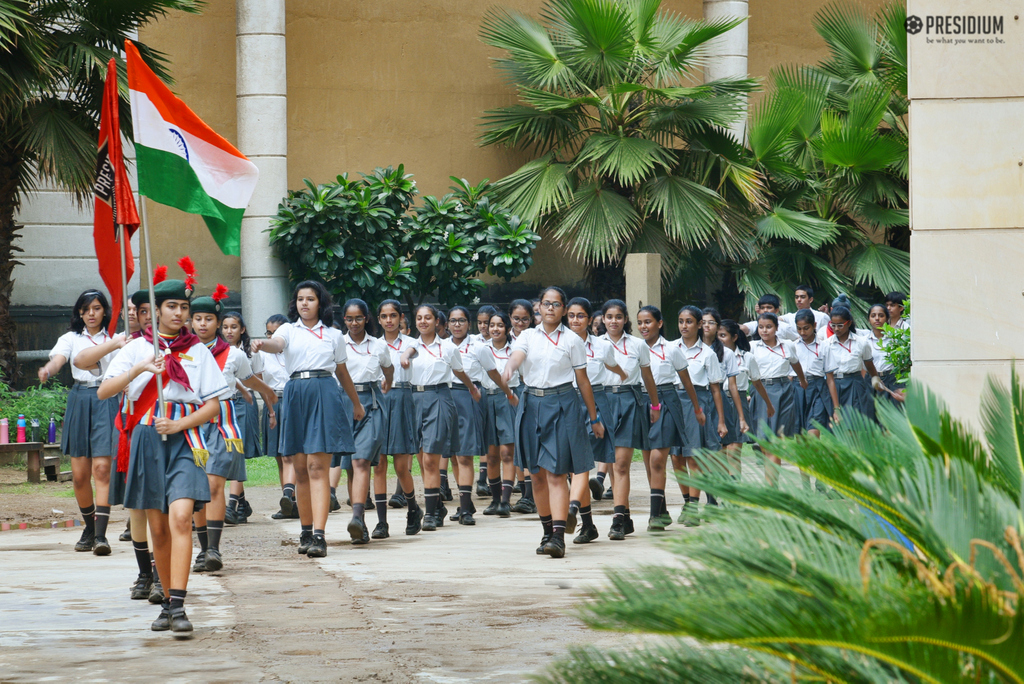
490, 345, 511, 360
764, 343, 787, 359
421, 342, 442, 359
836, 337, 853, 354
347, 339, 370, 355
303, 324, 324, 340
541, 328, 562, 347
802, 341, 819, 357
585, 340, 595, 359
685, 342, 702, 361
649, 343, 666, 361
386, 337, 403, 352
610, 336, 628, 356
85, 331, 107, 346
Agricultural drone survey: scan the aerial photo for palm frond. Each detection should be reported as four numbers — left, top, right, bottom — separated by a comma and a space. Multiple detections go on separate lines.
755, 206, 839, 249
489, 153, 576, 221
542, 0, 635, 87
877, 1, 908, 96
573, 132, 675, 187
815, 1, 881, 83
479, 104, 586, 152
480, 7, 576, 90
639, 171, 722, 248
17, 96, 96, 200
843, 241, 908, 293
551, 179, 641, 263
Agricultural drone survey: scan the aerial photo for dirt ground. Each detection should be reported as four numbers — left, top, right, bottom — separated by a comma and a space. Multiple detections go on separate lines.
0, 464, 682, 683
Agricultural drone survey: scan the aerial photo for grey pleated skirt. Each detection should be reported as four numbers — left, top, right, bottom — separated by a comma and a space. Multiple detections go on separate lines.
412, 386, 459, 455
797, 375, 832, 431
124, 424, 211, 513
578, 387, 615, 464
261, 393, 284, 458
61, 384, 119, 458
605, 386, 650, 450
749, 378, 799, 439
834, 374, 876, 422
451, 385, 486, 456
646, 383, 686, 451
351, 386, 386, 465
720, 392, 743, 446
878, 371, 903, 408
673, 386, 722, 456
514, 385, 593, 476
382, 385, 417, 455
280, 376, 355, 456
203, 423, 247, 481
235, 396, 263, 459
483, 389, 516, 447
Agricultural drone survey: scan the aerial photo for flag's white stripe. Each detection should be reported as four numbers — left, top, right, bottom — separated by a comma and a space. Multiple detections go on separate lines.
130, 88, 259, 209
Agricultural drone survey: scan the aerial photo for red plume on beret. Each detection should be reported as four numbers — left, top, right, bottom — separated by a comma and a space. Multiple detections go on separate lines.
152, 265, 167, 284
212, 284, 229, 303
177, 256, 197, 294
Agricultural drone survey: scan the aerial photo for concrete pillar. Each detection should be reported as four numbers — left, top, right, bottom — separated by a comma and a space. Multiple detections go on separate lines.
907, 2, 1024, 425
624, 253, 660, 336
237, 0, 289, 332
703, 0, 749, 142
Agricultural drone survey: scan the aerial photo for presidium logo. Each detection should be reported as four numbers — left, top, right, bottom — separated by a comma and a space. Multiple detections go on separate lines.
906, 14, 1006, 44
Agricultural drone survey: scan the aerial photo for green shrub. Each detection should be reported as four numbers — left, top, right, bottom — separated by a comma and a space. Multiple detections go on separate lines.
0, 380, 68, 426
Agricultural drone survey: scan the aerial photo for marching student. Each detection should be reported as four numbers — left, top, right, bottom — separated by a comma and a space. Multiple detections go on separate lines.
748, 312, 808, 485
374, 299, 423, 535
700, 308, 740, 478
189, 287, 277, 572
399, 304, 480, 531
638, 306, 701, 532
824, 306, 884, 423
447, 306, 517, 525
792, 309, 831, 436
740, 294, 800, 342
339, 299, 394, 544
599, 299, 660, 541
564, 297, 625, 543
99, 275, 228, 635
717, 320, 771, 477
782, 285, 829, 332
501, 287, 605, 558
480, 312, 521, 518
884, 291, 910, 330
867, 303, 904, 404
252, 281, 364, 558
260, 314, 296, 520
39, 289, 121, 556
473, 304, 498, 495
221, 310, 265, 524
508, 299, 536, 509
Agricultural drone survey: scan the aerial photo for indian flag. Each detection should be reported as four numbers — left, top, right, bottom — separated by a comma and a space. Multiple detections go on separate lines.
125, 40, 258, 256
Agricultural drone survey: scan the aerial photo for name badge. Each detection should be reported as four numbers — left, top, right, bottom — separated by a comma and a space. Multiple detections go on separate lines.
179, 354, 194, 362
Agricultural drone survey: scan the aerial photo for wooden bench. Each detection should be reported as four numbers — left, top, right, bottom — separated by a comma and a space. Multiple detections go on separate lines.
0, 442, 55, 483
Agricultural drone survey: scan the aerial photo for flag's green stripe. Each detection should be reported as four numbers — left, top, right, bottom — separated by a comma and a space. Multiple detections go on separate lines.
136, 144, 243, 256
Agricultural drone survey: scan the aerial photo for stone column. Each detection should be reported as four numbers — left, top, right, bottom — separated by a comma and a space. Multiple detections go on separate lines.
908, 3, 1023, 425
624, 253, 660, 336
703, 0, 749, 142
237, 0, 289, 331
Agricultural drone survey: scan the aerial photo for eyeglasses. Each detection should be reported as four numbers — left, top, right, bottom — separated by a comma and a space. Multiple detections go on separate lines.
566, 313, 588, 320
343, 317, 365, 324
512, 316, 532, 323
539, 301, 563, 310
448, 318, 469, 324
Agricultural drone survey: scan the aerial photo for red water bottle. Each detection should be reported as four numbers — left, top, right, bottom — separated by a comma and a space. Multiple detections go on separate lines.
16, 414, 26, 443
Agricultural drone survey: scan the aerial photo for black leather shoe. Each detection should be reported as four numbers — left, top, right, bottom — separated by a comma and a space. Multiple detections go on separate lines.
573, 524, 599, 544
93, 536, 111, 556
603, 487, 615, 500
280, 495, 295, 518
389, 490, 407, 509
119, 525, 132, 542
330, 493, 341, 512
287, 504, 300, 519
511, 497, 536, 514
449, 507, 461, 521
497, 502, 511, 518
536, 534, 552, 555
170, 607, 193, 634
482, 501, 499, 515
306, 534, 327, 557
192, 550, 207, 573
130, 573, 153, 600
439, 481, 453, 502
74, 528, 95, 552
149, 580, 164, 604
224, 503, 245, 525
271, 509, 286, 519
436, 503, 447, 527
608, 518, 625, 540
241, 498, 253, 518
348, 518, 369, 545
151, 604, 171, 631
421, 514, 437, 532
475, 482, 490, 498
458, 511, 476, 526
371, 521, 389, 539
406, 508, 423, 535
297, 530, 314, 554
542, 537, 566, 558
204, 548, 223, 571
589, 477, 604, 502
566, 506, 578, 535
624, 515, 635, 536
365, 493, 374, 509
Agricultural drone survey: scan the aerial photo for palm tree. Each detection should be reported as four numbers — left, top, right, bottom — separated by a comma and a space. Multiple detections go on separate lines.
541, 373, 1024, 683
0, 0, 201, 383
478, 0, 766, 278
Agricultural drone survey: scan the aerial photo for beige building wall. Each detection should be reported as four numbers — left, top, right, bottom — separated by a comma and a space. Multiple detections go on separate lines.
124, 0, 883, 298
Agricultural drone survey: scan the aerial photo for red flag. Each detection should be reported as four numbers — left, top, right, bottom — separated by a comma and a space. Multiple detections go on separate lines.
94, 57, 141, 335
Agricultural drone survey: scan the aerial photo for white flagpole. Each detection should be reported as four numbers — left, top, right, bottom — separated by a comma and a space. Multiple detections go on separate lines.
139, 196, 166, 441
117, 222, 133, 412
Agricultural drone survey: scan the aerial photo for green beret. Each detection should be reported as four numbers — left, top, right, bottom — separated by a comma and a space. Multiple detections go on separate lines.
130, 290, 149, 308
153, 279, 190, 304
190, 295, 221, 316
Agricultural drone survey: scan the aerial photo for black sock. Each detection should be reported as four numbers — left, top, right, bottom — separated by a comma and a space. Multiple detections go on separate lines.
683, 494, 695, 507
313, 528, 325, 538
650, 489, 665, 519
229, 493, 241, 507
424, 487, 440, 517
501, 479, 513, 504
539, 514, 553, 537
169, 588, 186, 611
133, 540, 151, 576
478, 461, 487, 484
196, 525, 208, 552
552, 520, 566, 542
283, 483, 296, 501
330, 486, 337, 496
596, 471, 607, 486
301, 524, 312, 534
80, 504, 96, 532
150, 553, 159, 583
439, 469, 448, 485
458, 485, 472, 513
569, 499, 580, 512
353, 503, 364, 521
405, 490, 420, 512
488, 478, 501, 503
613, 504, 626, 521
94, 505, 110, 539
707, 493, 718, 506
374, 493, 388, 521
580, 505, 593, 528
523, 476, 533, 501
207, 520, 223, 551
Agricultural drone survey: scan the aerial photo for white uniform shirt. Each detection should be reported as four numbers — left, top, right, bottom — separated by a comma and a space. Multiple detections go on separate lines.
792, 338, 825, 378
454, 337, 496, 384
578, 335, 615, 387
249, 347, 264, 375
381, 334, 415, 384
866, 333, 892, 373
780, 309, 829, 332
511, 324, 586, 389
677, 339, 724, 387
749, 339, 799, 379
258, 350, 289, 392
104, 336, 228, 404
742, 319, 800, 342
734, 349, 761, 392
343, 334, 392, 384
646, 337, 687, 386
480, 340, 518, 390
720, 346, 740, 381
600, 333, 650, 386
210, 344, 254, 400
408, 337, 462, 386
272, 320, 347, 375
50, 330, 117, 383
823, 334, 873, 376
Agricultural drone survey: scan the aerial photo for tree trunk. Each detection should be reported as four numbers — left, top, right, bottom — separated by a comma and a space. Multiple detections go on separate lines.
0, 145, 26, 385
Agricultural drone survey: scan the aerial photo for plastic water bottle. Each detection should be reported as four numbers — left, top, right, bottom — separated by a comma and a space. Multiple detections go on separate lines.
0, 418, 8, 444
30, 418, 39, 443
48, 415, 57, 444
16, 415, 25, 443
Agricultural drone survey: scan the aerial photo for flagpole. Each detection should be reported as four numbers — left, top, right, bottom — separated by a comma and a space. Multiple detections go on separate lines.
117, 222, 133, 413
139, 196, 166, 441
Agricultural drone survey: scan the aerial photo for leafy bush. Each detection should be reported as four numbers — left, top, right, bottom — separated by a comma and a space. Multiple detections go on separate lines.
0, 380, 68, 425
